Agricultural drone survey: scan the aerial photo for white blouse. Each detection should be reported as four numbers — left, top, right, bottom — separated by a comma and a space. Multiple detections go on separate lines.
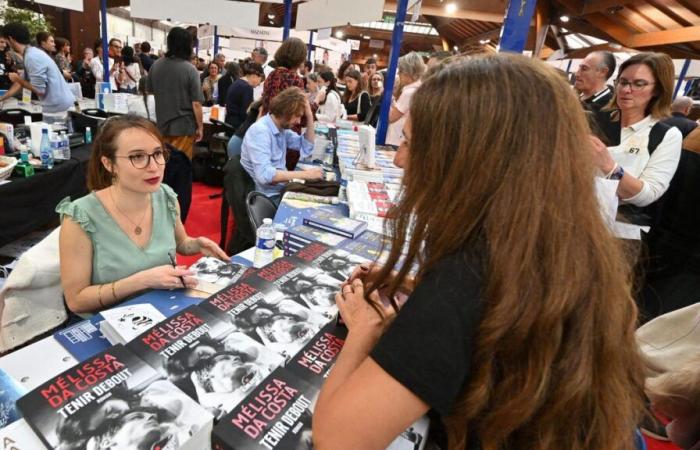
608, 115, 682, 207
317, 89, 345, 123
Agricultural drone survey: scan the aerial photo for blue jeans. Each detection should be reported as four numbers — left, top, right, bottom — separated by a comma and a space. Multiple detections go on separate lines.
227, 135, 243, 159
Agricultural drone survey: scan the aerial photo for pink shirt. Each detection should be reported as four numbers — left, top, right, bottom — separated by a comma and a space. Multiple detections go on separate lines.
386, 80, 421, 146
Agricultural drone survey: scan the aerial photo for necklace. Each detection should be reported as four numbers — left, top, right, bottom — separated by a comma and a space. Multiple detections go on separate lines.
109, 187, 150, 235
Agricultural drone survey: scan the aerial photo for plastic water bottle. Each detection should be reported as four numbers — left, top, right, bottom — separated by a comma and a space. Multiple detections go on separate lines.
253, 218, 275, 268
49, 132, 61, 161
61, 131, 70, 160
40, 129, 53, 169
85, 126, 92, 144
323, 142, 334, 170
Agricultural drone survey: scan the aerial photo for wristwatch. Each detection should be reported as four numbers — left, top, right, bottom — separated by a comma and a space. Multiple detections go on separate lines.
609, 165, 625, 180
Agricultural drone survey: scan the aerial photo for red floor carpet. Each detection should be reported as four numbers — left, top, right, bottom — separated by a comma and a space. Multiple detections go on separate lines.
178, 183, 681, 450
178, 182, 233, 267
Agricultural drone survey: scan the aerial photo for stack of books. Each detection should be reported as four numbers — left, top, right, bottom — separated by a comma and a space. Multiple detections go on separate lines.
99, 303, 166, 345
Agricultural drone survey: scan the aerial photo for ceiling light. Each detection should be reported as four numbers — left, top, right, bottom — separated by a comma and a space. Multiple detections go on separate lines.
445, 3, 457, 14
560, 15, 570, 22
453, 45, 458, 51
561, 27, 568, 33
335, 31, 344, 38
479, 39, 490, 44
267, 13, 276, 19
373, 53, 378, 58
363, 35, 370, 40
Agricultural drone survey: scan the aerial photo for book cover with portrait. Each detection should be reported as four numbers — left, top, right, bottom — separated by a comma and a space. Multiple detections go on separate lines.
17, 345, 213, 450
201, 281, 329, 364
211, 367, 318, 450
127, 305, 283, 421
189, 256, 256, 294
286, 323, 347, 390
291, 242, 370, 284
249, 257, 341, 320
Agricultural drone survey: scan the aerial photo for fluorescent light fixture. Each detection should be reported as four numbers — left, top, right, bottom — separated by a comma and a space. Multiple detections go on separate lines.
445, 3, 457, 14
479, 39, 490, 44
363, 35, 370, 39
335, 30, 344, 38
560, 15, 570, 22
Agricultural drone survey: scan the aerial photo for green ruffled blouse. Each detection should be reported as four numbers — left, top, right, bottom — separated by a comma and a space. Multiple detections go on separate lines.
56, 184, 179, 286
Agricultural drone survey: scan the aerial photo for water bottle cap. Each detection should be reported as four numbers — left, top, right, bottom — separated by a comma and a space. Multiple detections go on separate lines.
263, 218, 272, 225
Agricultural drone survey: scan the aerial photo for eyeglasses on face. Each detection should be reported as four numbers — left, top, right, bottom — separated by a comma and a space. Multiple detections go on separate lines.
114, 149, 169, 169
616, 78, 654, 91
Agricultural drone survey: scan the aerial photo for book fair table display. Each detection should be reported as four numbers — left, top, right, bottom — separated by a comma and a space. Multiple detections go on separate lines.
0, 126, 427, 449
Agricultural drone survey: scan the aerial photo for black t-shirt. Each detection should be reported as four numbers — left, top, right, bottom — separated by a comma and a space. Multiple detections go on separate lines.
582, 86, 613, 112
226, 79, 254, 130
371, 251, 483, 450
344, 91, 371, 121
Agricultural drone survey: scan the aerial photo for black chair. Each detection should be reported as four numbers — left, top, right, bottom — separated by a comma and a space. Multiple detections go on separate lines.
246, 191, 278, 232
0, 108, 40, 126
163, 145, 193, 222
222, 155, 256, 254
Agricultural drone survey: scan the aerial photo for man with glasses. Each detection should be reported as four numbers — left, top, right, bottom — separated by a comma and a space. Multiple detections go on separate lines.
89, 37, 123, 91
575, 51, 616, 112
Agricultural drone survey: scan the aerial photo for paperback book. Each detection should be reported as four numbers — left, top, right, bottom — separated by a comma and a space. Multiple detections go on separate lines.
283, 224, 349, 248
201, 280, 329, 363
302, 209, 367, 239
291, 242, 369, 283
127, 305, 284, 420
99, 303, 167, 345
211, 367, 317, 450
54, 290, 203, 362
286, 323, 347, 389
249, 257, 341, 320
17, 345, 214, 450
190, 256, 255, 294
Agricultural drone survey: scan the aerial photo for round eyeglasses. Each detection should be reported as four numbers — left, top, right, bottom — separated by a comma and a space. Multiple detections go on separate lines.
114, 149, 169, 169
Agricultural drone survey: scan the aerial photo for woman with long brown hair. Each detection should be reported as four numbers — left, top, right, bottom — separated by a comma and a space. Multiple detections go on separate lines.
312, 54, 646, 450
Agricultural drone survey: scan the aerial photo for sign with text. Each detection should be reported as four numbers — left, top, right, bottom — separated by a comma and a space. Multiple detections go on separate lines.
347, 39, 361, 51
369, 39, 384, 49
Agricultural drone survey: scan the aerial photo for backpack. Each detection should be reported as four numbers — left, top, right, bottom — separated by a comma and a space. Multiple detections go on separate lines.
618, 121, 673, 227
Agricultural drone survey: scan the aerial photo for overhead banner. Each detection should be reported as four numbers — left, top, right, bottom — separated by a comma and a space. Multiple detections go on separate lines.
34, 0, 83, 11
217, 26, 309, 43
131, 0, 259, 29
296, 0, 384, 31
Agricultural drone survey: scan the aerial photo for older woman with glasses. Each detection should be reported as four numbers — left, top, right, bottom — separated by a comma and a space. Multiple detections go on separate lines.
590, 52, 682, 213
56, 115, 227, 316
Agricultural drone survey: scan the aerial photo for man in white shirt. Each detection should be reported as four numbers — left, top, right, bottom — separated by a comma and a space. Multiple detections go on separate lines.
252, 47, 273, 101
89, 38, 122, 92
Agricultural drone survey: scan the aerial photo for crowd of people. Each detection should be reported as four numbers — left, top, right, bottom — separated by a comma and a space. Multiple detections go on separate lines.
1, 17, 699, 450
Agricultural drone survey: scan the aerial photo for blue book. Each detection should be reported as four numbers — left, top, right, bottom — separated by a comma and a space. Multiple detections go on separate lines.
303, 209, 367, 239
284, 224, 350, 247
273, 196, 349, 229
0, 369, 25, 428
53, 289, 202, 362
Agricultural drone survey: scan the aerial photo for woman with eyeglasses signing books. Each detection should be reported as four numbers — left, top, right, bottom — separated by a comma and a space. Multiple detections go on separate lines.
590, 52, 682, 214
56, 115, 228, 316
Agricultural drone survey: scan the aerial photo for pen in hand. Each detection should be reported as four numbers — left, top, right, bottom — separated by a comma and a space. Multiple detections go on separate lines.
168, 252, 187, 289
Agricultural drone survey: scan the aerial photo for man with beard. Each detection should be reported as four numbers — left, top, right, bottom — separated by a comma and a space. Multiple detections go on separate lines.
240, 87, 323, 206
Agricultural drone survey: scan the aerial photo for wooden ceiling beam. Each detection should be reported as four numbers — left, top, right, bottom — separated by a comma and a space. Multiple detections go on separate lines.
582, 0, 632, 15
534, 0, 553, 57
384, 2, 503, 22
643, 0, 694, 27
674, 0, 700, 17
627, 25, 700, 47
584, 13, 633, 44
458, 27, 502, 46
